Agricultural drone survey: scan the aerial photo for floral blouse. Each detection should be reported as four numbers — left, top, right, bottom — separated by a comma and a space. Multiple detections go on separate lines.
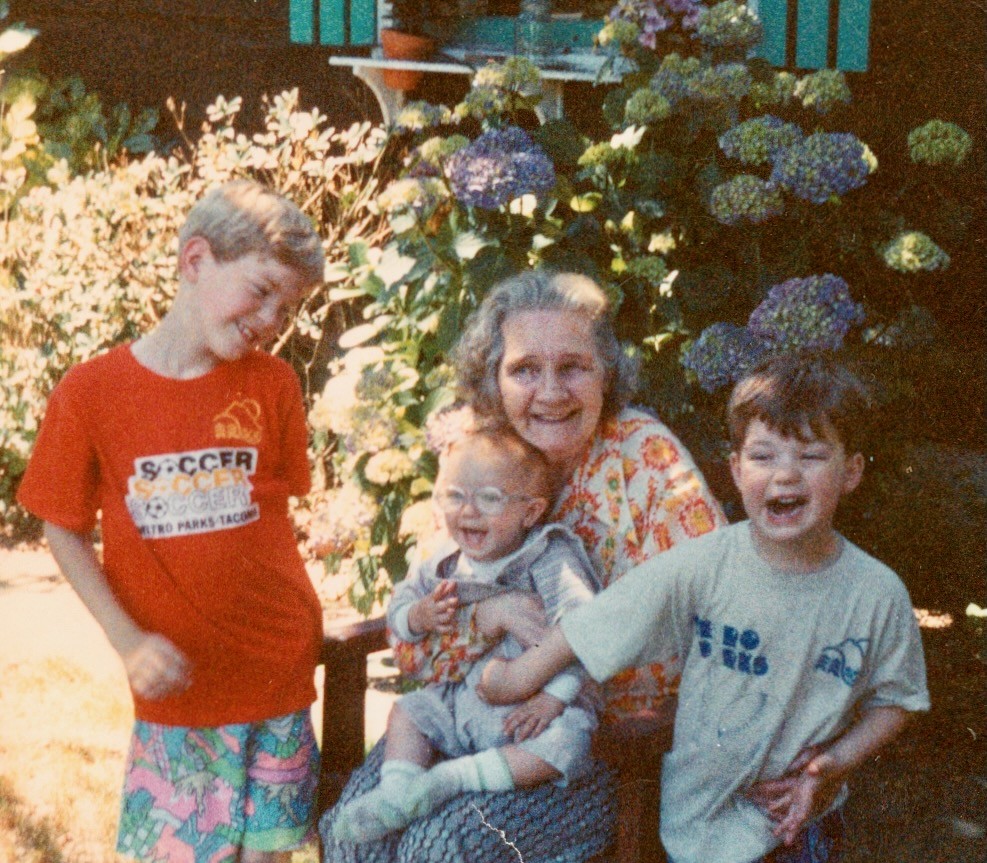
390, 406, 726, 721
551, 406, 726, 721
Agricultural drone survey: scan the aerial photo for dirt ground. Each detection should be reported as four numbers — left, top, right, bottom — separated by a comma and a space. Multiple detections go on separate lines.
1, 547, 984, 862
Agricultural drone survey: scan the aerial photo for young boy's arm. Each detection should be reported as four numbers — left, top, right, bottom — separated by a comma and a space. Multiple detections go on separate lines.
477, 624, 576, 705
45, 522, 191, 700
749, 704, 911, 846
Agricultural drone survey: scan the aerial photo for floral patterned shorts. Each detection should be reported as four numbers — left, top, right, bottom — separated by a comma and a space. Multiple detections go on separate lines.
117, 709, 319, 862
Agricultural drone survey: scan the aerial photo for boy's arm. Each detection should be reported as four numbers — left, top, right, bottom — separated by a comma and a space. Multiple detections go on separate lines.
750, 705, 911, 845
44, 522, 190, 700
477, 624, 576, 705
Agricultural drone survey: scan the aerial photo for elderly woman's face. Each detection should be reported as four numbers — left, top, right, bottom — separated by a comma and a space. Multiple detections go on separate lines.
497, 310, 606, 472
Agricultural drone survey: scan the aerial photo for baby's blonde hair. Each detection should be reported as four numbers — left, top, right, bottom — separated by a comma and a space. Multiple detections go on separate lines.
446, 425, 551, 500
179, 180, 324, 285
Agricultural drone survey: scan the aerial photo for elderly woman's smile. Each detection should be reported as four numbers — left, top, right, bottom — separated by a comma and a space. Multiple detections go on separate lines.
497, 310, 606, 473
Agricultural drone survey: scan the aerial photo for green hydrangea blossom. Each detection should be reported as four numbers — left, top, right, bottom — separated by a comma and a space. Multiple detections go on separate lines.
881, 231, 950, 273
688, 63, 752, 102
908, 120, 973, 166
624, 88, 672, 125
709, 174, 784, 225
695, 1, 762, 50
749, 72, 797, 111
719, 115, 803, 166
472, 57, 541, 91
393, 101, 452, 133
416, 135, 469, 169
596, 18, 641, 48
624, 255, 669, 285
794, 69, 852, 115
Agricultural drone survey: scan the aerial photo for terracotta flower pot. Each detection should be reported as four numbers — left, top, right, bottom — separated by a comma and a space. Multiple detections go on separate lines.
380, 28, 436, 93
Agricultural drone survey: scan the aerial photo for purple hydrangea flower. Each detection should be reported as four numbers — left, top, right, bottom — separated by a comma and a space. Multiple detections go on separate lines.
608, 0, 703, 49
682, 322, 769, 392
445, 126, 556, 210
769, 132, 873, 204
748, 274, 865, 352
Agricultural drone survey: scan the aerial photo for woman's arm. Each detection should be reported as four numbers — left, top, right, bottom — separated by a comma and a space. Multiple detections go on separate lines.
44, 522, 190, 699
477, 625, 576, 705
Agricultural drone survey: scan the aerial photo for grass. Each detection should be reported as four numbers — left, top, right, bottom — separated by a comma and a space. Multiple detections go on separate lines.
0, 655, 320, 863
0, 657, 129, 863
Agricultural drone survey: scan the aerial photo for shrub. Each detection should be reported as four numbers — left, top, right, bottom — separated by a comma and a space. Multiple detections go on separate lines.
304, 0, 977, 609
0, 88, 390, 536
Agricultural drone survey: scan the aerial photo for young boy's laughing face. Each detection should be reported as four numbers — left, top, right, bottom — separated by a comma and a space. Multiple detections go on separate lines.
730, 418, 864, 572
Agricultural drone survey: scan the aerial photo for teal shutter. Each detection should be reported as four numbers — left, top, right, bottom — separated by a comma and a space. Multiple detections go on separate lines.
289, 0, 315, 44
289, 0, 376, 46
754, 0, 871, 71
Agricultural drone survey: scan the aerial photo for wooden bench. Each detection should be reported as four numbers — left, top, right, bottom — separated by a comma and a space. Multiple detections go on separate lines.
317, 615, 673, 863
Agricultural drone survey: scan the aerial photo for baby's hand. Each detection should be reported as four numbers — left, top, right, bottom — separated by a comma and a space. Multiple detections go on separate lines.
747, 744, 843, 846
122, 632, 192, 701
408, 580, 459, 634
504, 692, 565, 742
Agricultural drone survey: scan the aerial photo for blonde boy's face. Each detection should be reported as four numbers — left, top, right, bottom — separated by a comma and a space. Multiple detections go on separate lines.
730, 418, 864, 572
435, 441, 547, 563
181, 237, 307, 363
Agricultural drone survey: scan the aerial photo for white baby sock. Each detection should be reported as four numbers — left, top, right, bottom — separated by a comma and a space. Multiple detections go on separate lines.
405, 749, 515, 821
332, 759, 425, 844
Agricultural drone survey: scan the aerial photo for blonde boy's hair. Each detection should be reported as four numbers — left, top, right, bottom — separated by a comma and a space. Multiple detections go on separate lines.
727, 353, 873, 454
446, 425, 552, 500
179, 180, 324, 285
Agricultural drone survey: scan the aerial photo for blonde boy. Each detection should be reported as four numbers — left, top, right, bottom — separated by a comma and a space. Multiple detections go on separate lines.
479, 354, 929, 863
18, 181, 325, 863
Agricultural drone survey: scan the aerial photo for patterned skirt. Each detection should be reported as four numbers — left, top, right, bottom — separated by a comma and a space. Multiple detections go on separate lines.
319, 737, 618, 863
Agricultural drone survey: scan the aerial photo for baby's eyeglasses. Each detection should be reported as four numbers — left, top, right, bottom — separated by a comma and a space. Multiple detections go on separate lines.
434, 485, 533, 517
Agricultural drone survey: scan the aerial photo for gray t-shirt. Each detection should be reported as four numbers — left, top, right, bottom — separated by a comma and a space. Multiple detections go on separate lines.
562, 521, 929, 863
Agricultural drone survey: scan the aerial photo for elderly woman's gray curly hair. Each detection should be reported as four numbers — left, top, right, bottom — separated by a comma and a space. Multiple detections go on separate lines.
454, 269, 639, 422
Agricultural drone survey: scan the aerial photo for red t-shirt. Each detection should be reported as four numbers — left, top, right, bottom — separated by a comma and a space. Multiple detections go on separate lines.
17, 345, 323, 726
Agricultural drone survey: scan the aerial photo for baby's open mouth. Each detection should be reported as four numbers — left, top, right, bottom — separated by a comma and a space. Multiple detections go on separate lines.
766, 496, 807, 516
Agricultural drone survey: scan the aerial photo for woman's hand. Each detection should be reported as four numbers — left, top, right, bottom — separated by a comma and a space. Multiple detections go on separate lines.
504, 692, 565, 741
474, 591, 547, 647
407, 580, 459, 635
122, 632, 192, 701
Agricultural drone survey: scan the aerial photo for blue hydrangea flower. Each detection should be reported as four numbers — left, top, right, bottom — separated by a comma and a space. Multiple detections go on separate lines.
709, 175, 784, 225
446, 126, 556, 210
770, 133, 874, 204
682, 322, 769, 392
748, 274, 865, 352
718, 115, 804, 166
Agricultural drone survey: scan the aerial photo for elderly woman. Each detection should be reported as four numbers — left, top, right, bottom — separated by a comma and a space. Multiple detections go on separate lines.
320, 269, 725, 862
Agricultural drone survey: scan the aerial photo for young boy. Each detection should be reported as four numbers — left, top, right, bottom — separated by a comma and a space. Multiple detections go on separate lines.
16, 180, 326, 863
331, 427, 602, 844
478, 353, 929, 863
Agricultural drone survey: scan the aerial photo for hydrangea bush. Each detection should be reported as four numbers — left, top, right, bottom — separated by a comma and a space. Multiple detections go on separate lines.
307, 0, 977, 607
